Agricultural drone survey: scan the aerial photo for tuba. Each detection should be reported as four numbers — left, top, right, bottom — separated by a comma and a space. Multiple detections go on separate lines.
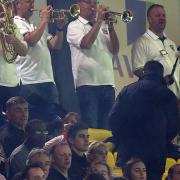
0, 0, 17, 63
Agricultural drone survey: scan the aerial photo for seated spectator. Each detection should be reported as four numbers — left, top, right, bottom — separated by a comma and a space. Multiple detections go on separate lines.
88, 161, 111, 180
166, 163, 180, 180
0, 173, 6, 180
68, 123, 89, 180
63, 112, 80, 139
44, 135, 65, 151
0, 96, 28, 157
26, 148, 51, 178
84, 173, 106, 180
123, 158, 147, 180
46, 139, 71, 180
21, 163, 46, 180
8, 119, 47, 179
86, 141, 108, 163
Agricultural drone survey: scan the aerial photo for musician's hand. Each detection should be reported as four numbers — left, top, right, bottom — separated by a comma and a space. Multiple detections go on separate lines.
39, 5, 52, 23
56, 13, 68, 30
4, 34, 18, 45
164, 75, 174, 86
96, 4, 107, 23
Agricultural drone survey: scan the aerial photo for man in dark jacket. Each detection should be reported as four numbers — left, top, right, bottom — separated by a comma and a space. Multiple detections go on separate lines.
0, 96, 28, 158
109, 61, 180, 180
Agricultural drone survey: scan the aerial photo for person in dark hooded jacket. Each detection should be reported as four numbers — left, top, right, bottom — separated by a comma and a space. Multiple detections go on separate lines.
109, 60, 180, 180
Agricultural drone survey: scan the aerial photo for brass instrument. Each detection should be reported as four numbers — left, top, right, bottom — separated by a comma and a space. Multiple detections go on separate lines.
105, 10, 133, 24
32, 4, 80, 23
0, 0, 17, 63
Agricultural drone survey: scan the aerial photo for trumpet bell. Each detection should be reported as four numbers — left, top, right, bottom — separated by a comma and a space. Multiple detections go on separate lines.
121, 10, 133, 23
49, 4, 80, 23
107, 10, 133, 24
69, 4, 80, 18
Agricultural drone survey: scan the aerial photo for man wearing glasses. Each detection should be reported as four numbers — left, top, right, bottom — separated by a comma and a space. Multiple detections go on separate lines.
8, 119, 48, 179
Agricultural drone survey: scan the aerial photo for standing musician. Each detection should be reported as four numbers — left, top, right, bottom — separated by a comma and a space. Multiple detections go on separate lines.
0, 2, 28, 126
132, 4, 180, 111
67, 0, 119, 129
13, 0, 68, 123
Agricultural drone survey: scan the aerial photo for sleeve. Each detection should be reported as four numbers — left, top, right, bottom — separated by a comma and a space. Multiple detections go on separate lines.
131, 37, 149, 72
13, 18, 31, 36
67, 21, 85, 48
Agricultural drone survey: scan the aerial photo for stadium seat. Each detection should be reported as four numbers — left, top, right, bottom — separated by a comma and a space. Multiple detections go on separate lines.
88, 128, 112, 142
165, 157, 176, 171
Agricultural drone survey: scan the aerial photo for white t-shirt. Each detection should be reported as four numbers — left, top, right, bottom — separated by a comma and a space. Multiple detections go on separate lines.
0, 24, 27, 87
67, 16, 115, 88
14, 16, 55, 85
132, 29, 180, 98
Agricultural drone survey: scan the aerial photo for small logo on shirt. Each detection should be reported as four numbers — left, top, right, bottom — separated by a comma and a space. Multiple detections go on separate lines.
160, 49, 168, 56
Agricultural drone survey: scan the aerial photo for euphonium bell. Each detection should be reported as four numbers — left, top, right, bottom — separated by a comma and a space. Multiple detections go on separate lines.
0, 0, 17, 63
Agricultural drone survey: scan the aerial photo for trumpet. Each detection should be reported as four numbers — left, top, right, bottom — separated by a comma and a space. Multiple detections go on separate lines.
32, 4, 80, 23
105, 10, 133, 24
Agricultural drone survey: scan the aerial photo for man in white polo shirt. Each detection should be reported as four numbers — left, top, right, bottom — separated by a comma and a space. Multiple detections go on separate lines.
132, 4, 180, 110
67, 0, 119, 129
13, 0, 67, 122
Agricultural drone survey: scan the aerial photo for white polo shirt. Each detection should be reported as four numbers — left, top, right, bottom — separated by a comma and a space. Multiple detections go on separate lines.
0, 26, 27, 87
132, 29, 180, 98
14, 16, 55, 85
67, 16, 115, 88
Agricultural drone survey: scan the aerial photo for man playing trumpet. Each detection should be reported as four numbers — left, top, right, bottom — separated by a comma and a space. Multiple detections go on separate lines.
13, 0, 68, 123
67, 0, 119, 129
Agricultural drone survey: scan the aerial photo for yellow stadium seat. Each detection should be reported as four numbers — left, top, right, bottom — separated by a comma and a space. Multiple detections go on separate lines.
165, 158, 176, 171
112, 167, 123, 177
114, 152, 118, 163
88, 128, 112, 142
162, 171, 168, 180
106, 151, 115, 169
106, 151, 122, 177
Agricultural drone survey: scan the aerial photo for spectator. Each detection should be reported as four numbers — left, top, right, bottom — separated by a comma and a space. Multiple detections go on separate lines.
88, 161, 111, 180
26, 148, 51, 178
123, 158, 147, 180
21, 163, 46, 180
0, 97, 28, 157
47, 140, 71, 180
109, 61, 180, 180
68, 123, 89, 180
8, 119, 47, 179
166, 163, 180, 180
86, 141, 108, 163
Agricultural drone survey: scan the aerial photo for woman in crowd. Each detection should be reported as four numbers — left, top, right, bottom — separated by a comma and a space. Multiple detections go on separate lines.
123, 158, 147, 180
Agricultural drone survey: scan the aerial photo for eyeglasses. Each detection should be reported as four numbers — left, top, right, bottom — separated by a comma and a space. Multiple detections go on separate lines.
34, 131, 49, 135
